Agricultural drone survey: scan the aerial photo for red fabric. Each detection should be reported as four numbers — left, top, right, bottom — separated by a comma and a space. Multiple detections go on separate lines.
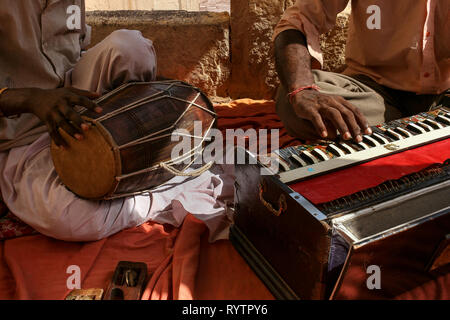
394, 275, 450, 300
215, 99, 302, 152
0, 212, 36, 241
290, 139, 450, 204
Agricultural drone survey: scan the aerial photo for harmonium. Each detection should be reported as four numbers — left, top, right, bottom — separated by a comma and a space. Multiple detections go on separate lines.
231, 103, 450, 300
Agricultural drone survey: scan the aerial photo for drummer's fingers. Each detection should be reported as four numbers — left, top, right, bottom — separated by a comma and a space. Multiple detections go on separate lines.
52, 109, 83, 142
68, 94, 103, 114
46, 115, 67, 148
67, 87, 101, 99
59, 103, 88, 134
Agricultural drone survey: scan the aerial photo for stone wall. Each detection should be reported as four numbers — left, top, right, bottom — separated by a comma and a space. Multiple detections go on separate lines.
85, 0, 201, 11
86, 1, 350, 100
85, 0, 230, 12
86, 10, 230, 97
199, 0, 230, 12
229, 0, 350, 100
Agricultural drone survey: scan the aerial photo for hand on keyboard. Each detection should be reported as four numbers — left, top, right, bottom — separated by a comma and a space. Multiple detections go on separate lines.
290, 90, 372, 142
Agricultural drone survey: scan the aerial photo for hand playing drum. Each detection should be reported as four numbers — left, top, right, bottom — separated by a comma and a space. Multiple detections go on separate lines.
51, 81, 217, 200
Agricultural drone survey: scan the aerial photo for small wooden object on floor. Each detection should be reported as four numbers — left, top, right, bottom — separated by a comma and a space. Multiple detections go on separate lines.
103, 261, 148, 300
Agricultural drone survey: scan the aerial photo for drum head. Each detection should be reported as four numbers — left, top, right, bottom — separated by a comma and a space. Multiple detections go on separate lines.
50, 123, 120, 199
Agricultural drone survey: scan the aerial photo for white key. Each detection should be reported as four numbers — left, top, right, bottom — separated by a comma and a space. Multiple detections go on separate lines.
417, 121, 433, 132
363, 135, 381, 147
436, 115, 450, 125
386, 129, 403, 140
423, 119, 444, 129
372, 133, 390, 144
271, 156, 290, 172
357, 142, 370, 150
327, 144, 346, 157
290, 154, 308, 167
338, 143, 356, 154
279, 125, 450, 184
395, 127, 413, 138
301, 150, 319, 164
406, 123, 426, 134
312, 149, 330, 161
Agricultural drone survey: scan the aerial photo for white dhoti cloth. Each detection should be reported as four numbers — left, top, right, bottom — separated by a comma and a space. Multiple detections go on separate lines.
0, 30, 234, 242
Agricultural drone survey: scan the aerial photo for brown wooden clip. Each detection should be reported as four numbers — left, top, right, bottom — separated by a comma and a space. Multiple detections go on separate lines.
104, 261, 148, 300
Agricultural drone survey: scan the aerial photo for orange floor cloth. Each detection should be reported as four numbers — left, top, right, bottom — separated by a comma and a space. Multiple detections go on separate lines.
0, 215, 273, 300
0, 99, 448, 300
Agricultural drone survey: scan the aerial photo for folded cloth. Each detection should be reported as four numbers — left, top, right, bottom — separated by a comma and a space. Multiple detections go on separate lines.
215, 99, 302, 151
0, 211, 36, 241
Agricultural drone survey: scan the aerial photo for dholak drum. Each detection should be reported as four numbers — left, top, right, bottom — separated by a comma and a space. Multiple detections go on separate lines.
51, 81, 216, 200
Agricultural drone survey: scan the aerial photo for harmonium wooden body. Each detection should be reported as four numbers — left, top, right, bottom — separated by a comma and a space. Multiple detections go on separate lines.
231, 104, 450, 300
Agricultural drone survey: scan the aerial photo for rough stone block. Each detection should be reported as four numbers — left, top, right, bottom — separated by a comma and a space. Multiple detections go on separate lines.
229, 0, 350, 100
86, 10, 230, 97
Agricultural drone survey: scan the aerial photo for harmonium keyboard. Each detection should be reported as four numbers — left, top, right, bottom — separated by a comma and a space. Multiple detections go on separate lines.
231, 105, 450, 300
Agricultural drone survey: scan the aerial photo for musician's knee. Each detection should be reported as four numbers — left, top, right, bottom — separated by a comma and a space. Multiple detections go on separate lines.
105, 29, 157, 82
32, 209, 104, 242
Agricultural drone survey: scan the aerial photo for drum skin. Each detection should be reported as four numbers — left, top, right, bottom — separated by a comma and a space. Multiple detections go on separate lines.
50, 81, 216, 200
51, 122, 121, 199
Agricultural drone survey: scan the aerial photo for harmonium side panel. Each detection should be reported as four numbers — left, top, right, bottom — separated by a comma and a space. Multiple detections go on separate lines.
233, 148, 331, 300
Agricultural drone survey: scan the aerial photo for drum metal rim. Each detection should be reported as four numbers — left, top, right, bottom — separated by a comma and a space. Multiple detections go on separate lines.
86, 116, 122, 198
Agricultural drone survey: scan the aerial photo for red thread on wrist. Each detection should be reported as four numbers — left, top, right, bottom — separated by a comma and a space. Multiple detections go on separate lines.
287, 84, 320, 104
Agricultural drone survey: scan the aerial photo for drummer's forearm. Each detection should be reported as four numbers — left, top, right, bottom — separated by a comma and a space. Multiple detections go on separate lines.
0, 88, 36, 117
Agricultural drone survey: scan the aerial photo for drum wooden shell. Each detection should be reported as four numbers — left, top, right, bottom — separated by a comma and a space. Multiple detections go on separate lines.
51, 81, 216, 200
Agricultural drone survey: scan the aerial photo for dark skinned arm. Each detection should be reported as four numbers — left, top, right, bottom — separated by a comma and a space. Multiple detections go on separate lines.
0, 87, 102, 147
274, 29, 371, 141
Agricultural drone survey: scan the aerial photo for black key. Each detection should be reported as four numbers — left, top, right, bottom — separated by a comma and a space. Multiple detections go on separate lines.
327, 144, 346, 157
436, 115, 450, 125
423, 118, 443, 129
416, 121, 433, 132
344, 141, 364, 152
406, 122, 427, 134
362, 135, 381, 147
300, 150, 319, 165
385, 128, 403, 141
290, 154, 308, 167
371, 132, 390, 144
394, 127, 413, 138
271, 156, 290, 172
311, 148, 330, 161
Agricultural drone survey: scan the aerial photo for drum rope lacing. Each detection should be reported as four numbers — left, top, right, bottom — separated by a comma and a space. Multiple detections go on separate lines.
69, 80, 218, 199
160, 161, 214, 177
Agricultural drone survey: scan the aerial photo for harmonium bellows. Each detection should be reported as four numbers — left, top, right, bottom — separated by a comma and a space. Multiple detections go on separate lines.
231, 105, 450, 300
